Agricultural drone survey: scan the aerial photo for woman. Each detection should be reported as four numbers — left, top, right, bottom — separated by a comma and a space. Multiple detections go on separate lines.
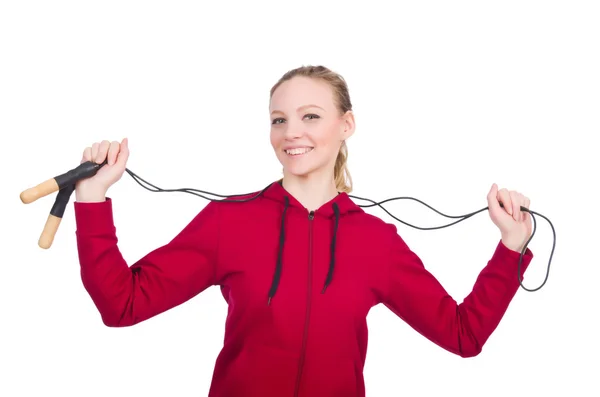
74, 65, 534, 396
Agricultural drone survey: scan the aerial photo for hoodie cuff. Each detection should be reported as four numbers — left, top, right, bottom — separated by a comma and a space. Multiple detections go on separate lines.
492, 239, 534, 278
73, 197, 116, 236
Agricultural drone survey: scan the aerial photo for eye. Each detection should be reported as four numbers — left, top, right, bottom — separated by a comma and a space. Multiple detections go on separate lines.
271, 114, 320, 125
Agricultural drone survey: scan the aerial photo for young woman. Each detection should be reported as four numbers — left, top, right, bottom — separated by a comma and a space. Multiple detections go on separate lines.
74, 65, 534, 397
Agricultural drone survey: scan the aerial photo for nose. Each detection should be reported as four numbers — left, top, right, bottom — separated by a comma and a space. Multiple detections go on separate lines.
283, 120, 304, 140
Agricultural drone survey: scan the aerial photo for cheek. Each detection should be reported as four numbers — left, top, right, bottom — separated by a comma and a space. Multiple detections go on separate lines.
269, 130, 280, 149
311, 123, 340, 150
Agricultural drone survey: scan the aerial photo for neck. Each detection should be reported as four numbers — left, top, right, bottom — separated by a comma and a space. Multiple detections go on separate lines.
281, 169, 338, 212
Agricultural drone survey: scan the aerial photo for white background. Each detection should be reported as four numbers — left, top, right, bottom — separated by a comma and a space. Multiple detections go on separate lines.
2, 1, 599, 396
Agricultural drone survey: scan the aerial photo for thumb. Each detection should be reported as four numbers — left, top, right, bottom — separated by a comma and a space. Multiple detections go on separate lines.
115, 137, 129, 168
487, 183, 501, 212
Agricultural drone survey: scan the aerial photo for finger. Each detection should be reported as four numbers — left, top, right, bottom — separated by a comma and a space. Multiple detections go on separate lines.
81, 147, 92, 164
509, 191, 520, 222
487, 183, 501, 212
523, 196, 531, 222
95, 140, 111, 163
91, 142, 100, 163
107, 141, 120, 166
498, 188, 512, 216
518, 193, 526, 222
115, 137, 129, 168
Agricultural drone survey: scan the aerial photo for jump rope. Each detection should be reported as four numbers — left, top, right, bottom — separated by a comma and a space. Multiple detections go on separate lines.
20, 158, 556, 292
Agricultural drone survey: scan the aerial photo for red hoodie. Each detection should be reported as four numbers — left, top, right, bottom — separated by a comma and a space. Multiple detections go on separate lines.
74, 180, 533, 396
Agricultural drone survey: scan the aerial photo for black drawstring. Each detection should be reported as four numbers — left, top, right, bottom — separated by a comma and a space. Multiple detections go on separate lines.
267, 199, 341, 305
322, 203, 340, 294
268, 196, 289, 305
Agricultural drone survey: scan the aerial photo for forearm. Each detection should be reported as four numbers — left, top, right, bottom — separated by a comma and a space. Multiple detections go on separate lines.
74, 198, 221, 327
382, 231, 534, 358
456, 240, 533, 355
75, 199, 141, 326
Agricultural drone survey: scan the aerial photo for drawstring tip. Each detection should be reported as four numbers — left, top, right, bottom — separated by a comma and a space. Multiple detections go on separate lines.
267, 296, 272, 306
321, 285, 327, 294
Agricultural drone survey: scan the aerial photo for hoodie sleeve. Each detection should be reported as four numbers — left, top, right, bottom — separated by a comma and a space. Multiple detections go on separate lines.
379, 225, 533, 357
74, 197, 220, 327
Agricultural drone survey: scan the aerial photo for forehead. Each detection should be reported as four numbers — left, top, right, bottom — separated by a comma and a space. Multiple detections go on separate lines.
270, 77, 335, 110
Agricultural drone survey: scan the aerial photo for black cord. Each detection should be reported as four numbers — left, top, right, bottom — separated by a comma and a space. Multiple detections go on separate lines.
124, 168, 555, 292
349, 194, 555, 292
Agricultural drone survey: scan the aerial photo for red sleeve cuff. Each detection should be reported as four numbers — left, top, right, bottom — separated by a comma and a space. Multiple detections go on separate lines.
73, 197, 116, 236
492, 239, 534, 277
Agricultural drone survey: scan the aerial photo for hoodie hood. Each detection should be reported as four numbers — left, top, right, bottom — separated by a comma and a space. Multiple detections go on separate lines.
258, 181, 364, 304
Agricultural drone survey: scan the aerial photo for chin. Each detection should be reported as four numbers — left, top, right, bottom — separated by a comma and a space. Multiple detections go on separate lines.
284, 164, 315, 178
276, 149, 326, 178
280, 158, 319, 178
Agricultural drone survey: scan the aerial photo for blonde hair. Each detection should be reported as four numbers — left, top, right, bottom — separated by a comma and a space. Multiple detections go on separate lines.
270, 65, 353, 193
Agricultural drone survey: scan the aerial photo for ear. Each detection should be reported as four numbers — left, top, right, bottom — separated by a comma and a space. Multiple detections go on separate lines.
340, 110, 356, 141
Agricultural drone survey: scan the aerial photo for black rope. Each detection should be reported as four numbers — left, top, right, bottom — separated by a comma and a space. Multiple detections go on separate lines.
122, 167, 555, 292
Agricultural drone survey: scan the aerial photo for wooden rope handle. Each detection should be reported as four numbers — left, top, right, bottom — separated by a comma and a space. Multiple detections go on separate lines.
20, 178, 59, 204
20, 160, 106, 205
38, 214, 61, 249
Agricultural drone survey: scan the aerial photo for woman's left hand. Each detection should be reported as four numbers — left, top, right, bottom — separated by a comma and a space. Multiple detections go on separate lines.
487, 183, 533, 252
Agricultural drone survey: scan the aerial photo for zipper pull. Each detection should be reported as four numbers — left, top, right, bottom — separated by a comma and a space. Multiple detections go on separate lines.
308, 211, 315, 220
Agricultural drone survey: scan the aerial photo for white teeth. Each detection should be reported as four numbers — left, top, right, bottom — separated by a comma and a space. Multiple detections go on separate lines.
285, 147, 313, 155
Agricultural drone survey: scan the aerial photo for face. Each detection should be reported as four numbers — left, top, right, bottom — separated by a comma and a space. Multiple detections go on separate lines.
269, 76, 354, 179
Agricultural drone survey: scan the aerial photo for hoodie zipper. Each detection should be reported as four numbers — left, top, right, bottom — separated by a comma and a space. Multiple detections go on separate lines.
294, 210, 315, 397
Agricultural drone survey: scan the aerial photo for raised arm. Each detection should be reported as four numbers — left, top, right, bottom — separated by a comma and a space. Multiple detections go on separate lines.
379, 183, 534, 357
74, 198, 221, 327
379, 230, 533, 357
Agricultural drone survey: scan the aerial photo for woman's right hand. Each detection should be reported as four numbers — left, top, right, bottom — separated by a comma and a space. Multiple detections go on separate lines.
75, 138, 129, 202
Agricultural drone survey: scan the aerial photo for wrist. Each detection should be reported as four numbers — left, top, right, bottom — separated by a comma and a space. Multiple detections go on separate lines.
75, 188, 107, 203
501, 234, 525, 253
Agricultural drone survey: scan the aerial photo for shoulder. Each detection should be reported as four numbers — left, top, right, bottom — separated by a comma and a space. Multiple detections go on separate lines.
345, 207, 415, 256
208, 187, 277, 221
347, 207, 398, 235
343, 209, 401, 252
187, 188, 264, 221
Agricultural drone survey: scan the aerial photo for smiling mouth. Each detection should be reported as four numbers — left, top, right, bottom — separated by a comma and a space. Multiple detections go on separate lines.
285, 147, 314, 156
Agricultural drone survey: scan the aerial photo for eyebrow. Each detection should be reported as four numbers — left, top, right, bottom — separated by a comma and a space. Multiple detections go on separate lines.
270, 104, 325, 116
